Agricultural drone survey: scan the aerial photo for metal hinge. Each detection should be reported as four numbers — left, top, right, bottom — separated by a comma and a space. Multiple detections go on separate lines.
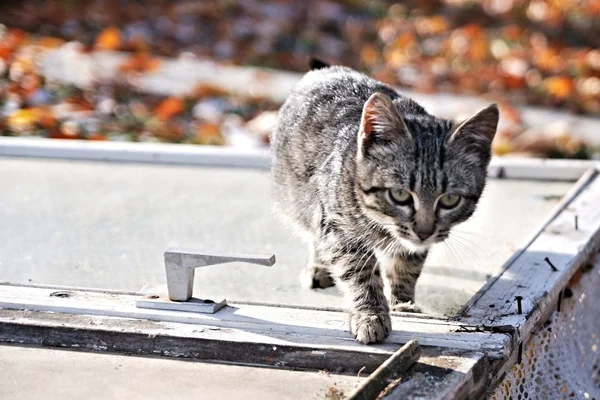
136, 248, 275, 314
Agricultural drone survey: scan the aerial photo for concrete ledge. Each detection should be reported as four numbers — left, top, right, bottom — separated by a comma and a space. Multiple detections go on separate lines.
0, 137, 270, 169
2, 136, 598, 180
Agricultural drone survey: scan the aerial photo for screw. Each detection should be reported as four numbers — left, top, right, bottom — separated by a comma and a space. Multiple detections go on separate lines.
147, 295, 160, 299
515, 296, 523, 314
544, 257, 558, 272
574, 215, 579, 230
557, 290, 563, 312
50, 291, 72, 298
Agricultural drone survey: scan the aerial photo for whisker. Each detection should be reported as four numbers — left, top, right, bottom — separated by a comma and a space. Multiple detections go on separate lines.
449, 233, 487, 258
447, 235, 487, 268
451, 229, 489, 240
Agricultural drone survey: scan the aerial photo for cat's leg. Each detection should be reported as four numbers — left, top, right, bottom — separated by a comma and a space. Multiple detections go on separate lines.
300, 239, 335, 289
333, 250, 391, 344
378, 251, 427, 313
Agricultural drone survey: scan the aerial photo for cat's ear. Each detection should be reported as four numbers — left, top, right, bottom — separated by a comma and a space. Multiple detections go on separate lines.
448, 104, 498, 157
359, 92, 408, 154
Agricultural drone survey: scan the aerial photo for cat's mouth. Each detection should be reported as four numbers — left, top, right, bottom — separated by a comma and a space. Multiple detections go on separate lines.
398, 237, 434, 252
393, 229, 445, 252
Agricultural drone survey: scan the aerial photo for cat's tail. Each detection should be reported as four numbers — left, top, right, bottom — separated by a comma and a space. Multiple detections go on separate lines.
308, 57, 330, 70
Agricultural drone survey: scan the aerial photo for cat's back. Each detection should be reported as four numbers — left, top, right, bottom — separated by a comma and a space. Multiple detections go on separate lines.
271, 67, 369, 184
272, 67, 389, 158
283, 66, 396, 121
272, 66, 426, 147
291, 66, 389, 101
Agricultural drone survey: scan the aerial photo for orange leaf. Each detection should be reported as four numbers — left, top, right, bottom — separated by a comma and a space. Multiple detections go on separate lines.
360, 44, 379, 66
545, 76, 573, 100
154, 97, 184, 121
87, 133, 107, 141
119, 52, 161, 74
534, 48, 564, 73
37, 36, 65, 49
502, 25, 523, 41
6, 108, 40, 132
192, 83, 229, 98
195, 122, 225, 145
37, 108, 57, 129
95, 26, 122, 51
469, 38, 489, 62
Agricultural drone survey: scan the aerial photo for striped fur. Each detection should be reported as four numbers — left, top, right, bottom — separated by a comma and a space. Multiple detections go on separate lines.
271, 65, 498, 344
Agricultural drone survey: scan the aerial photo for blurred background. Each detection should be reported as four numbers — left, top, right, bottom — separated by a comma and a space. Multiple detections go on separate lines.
0, 0, 598, 158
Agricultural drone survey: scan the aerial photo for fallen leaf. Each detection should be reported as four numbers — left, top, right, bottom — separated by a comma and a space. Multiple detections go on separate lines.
154, 97, 184, 121
95, 26, 122, 51
545, 76, 573, 100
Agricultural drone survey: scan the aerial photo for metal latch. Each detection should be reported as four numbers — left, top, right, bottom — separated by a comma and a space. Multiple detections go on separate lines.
136, 247, 276, 314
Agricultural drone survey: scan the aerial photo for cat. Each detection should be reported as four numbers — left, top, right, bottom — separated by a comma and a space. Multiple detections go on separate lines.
270, 59, 498, 344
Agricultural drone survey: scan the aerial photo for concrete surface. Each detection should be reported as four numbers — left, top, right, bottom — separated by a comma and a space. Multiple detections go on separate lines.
0, 157, 573, 314
0, 344, 362, 400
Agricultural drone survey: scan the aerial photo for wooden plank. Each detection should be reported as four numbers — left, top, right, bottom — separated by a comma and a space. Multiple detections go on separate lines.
457, 167, 597, 316
380, 351, 489, 400
0, 309, 389, 374
349, 340, 421, 400
0, 284, 509, 356
460, 169, 600, 334
486, 253, 600, 389
0, 309, 494, 399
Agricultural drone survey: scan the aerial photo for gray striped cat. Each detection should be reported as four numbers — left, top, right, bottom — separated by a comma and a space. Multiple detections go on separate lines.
271, 61, 498, 344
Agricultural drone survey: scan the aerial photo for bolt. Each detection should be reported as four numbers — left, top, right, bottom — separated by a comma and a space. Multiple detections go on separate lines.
515, 296, 523, 314
544, 257, 558, 272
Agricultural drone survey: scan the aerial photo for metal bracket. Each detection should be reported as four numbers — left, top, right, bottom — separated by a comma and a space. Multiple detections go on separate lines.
136, 248, 275, 314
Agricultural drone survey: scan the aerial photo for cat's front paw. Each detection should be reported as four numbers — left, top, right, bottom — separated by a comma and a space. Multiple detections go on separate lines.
391, 301, 422, 313
300, 264, 335, 289
349, 311, 391, 344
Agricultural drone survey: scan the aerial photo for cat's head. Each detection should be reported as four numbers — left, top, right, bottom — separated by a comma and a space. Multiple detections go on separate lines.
355, 92, 498, 253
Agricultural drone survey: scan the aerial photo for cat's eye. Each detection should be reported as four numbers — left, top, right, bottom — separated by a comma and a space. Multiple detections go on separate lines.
389, 189, 412, 205
439, 194, 461, 209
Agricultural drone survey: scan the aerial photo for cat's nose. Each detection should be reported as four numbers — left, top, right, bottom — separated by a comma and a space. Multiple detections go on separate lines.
416, 231, 433, 241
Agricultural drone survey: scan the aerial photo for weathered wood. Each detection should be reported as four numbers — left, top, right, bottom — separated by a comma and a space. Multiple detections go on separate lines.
0, 284, 509, 356
459, 169, 600, 381
348, 340, 421, 400
0, 308, 494, 398
0, 309, 388, 374
461, 169, 600, 325
458, 167, 597, 316
381, 351, 489, 400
